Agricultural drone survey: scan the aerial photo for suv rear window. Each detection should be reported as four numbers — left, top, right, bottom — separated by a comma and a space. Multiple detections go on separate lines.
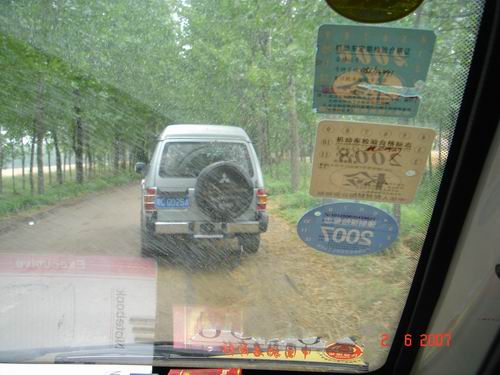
158, 142, 254, 178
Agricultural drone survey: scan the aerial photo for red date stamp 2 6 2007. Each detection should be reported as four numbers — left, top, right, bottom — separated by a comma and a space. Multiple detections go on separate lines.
380, 333, 451, 348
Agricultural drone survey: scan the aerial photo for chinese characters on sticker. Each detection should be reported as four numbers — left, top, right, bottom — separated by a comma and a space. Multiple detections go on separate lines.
297, 202, 399, 256
313, 25, 435, 117
310, 120, 436, 204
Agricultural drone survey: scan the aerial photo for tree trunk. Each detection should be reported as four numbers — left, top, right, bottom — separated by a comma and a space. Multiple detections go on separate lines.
21, 140, 26, 191
128, 149, 134, 172
29, 133, 35, 195
120, 144, 127, 170
287, 74, 300, 192
85, 146, 89, 178
63, 152, 67, 182
257, 92, 270, 166
46, 139, 52, 185
35, 79, 45, 195
73, 87, 84, 184
11, 143, 16, 194
254, 29, 272, 167
68, 152, 72, 179
0, 129, 3, 194
87, 149, 93, 178
94, 153, 99, 175
85, 150, 88, 178
85, 138, 93, 178
53, 131, 63, 184
113, 138, 120, 172
95, 153, 101, 175
96, 153, 100, 175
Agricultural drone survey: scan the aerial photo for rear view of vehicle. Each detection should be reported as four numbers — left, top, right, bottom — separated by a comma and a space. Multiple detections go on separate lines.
138, 124, 268, 260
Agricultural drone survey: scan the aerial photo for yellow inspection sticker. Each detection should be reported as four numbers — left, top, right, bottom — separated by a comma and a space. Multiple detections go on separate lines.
310, 120, 435, 203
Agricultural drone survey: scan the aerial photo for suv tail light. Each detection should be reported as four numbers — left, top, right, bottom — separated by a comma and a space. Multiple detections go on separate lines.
256, 188, 267, 211
144, 187, 157, 213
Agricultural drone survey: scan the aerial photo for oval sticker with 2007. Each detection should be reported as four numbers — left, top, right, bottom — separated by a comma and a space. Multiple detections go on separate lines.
297, 202, 399, 256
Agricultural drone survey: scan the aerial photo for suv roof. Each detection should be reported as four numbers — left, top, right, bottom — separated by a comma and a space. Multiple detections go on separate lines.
159, 124, 251, 142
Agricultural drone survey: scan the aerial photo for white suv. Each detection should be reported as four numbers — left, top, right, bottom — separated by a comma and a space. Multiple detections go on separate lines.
136, 124, 268, 259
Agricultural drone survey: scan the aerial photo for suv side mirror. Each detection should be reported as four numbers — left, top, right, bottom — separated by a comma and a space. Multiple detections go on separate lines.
135, 162, 146, 175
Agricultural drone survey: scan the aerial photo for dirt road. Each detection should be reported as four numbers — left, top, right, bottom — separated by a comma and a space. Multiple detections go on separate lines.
0, 184, 412, 367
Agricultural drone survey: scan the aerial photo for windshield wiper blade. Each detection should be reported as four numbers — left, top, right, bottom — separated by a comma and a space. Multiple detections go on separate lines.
0, 342, 219, 364
57, 343, 231, 365
0, 342, 370, 373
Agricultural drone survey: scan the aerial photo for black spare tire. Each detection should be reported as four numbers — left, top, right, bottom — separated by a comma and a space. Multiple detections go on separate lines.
195, 161, 254, 222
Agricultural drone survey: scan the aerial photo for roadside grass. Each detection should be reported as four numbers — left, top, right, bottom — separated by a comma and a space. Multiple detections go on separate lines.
0, 170, 139, 219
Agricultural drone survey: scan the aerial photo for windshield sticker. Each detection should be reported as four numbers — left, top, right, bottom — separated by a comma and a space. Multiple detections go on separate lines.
0, 255, 157, 357
169, 370, 241, 375
310, 120, 436, 203
321, 338, 364, 361
212, 335, 367, 368
172, 305, 368, 369
313, 24, 435, 117
297, 202, 399, 256
324, 0, 425, 24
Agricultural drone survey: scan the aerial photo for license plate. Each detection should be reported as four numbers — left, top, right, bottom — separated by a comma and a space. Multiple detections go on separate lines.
155, 196, 189, 209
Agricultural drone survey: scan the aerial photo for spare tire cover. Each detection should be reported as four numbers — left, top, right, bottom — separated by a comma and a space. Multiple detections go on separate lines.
195, 161, 254, 222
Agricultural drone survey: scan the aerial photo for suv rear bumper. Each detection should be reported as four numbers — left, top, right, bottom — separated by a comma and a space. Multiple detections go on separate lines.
155, 221, 260, 235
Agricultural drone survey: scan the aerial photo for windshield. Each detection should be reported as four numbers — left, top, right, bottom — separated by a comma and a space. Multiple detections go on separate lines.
0, 0, 485, 372
159, 142, 254, 178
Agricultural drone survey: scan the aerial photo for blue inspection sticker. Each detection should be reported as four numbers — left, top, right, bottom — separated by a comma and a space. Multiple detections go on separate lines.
297, 202, 399, 256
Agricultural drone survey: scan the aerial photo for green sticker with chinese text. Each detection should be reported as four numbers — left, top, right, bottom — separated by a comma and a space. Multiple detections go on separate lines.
313, 24, 435, 118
